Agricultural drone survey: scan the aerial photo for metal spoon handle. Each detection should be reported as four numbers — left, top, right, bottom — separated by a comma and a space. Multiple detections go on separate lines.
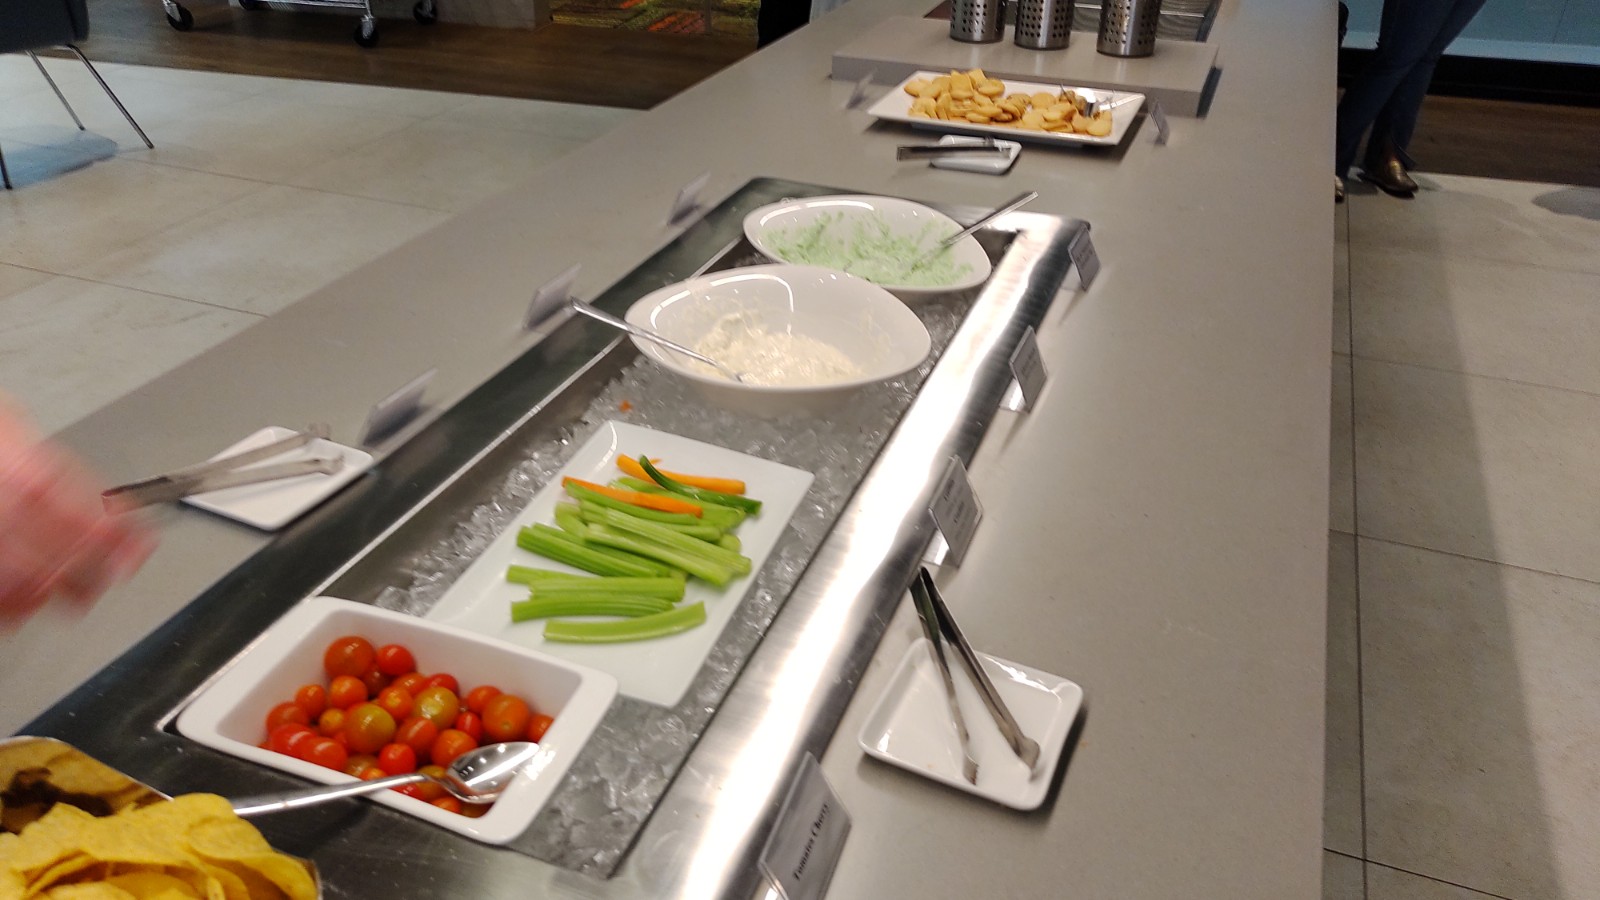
568, 301, 743, 382
908, 190, 1038, 272
232, 771, 437, 817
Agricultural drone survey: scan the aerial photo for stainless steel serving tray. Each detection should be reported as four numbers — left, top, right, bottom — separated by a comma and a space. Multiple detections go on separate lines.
22, 178, 1087, 900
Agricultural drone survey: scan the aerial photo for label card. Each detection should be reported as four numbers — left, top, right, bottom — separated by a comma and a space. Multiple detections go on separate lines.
846, 69, 877, 110
1150, 99, 1170, 145
928, 456, 982, 567
1003, 326, 1048, 412
523, 264, 581, 331
759, 754, 851, 900
667, 172, 711, 227
359, 368, 436, 447
1068, 228, 1100, 290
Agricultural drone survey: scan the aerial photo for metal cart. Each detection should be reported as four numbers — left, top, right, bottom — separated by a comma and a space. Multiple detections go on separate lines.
161, 0, 436, 48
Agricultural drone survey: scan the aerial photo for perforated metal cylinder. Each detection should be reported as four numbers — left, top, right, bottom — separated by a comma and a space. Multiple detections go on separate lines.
1097, 0, 1161, 57
1014, 0, 1073, 49
950, 0, 1006, 43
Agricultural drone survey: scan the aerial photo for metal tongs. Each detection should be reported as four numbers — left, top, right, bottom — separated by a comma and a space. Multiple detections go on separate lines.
102, 424, 343, 512
895, 138, 1006, 160
911, 567, 1042, 776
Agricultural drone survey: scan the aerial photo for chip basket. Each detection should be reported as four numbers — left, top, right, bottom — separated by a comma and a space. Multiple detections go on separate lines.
157, 0, 437, 48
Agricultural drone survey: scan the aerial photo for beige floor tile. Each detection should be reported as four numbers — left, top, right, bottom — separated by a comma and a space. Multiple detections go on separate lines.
123, 94, 419, 183
1354, 358, 1600, 582
1331, 354, 1355, 534
1352, 247, 1600, 396
1334, 240, 1351, 356
0, 276, 258, 433
0, 157, 260, 272
1366, 864, 1501, 899
431, 95, 640, 143
1325, 532, 1362, 857
1361, 538, 1600, 900
1325, 852, 1366, 900
1347, 174, 1600, 276
0, 76, 254, 153
0, 263, 52, 301
268, 80, 467, 118
285, 117, 584, 212
106, 64, 290, 97
74, 184, 449, 315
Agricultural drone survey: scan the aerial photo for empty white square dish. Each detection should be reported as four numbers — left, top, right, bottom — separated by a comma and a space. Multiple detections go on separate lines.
181, 426, 372, 531
858, 638, 1083, 810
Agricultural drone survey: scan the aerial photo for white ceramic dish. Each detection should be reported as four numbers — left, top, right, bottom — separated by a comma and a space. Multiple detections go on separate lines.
425, 421, 814, 707
181, 426, 373, 531
858, 638, 1083, 810
176, 596, 618, 845
743, 195, 993, 297
623, 264, 931, 417
929, 135, 1022, 176
867, 71, 1146, 148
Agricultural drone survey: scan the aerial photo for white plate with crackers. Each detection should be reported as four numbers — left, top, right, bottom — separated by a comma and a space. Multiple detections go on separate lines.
867, 69, 1145, 148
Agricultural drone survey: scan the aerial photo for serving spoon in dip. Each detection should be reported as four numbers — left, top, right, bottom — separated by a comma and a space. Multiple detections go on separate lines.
906, 190, 1038, 273
231, 741, 540, 816
568, 299, 748, 383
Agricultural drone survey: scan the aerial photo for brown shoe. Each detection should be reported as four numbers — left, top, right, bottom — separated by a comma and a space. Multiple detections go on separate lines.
1359, 150, 1417, 198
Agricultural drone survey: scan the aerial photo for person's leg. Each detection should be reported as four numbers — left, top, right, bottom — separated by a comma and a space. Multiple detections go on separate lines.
1374, 0, 1489, 167
1333, 0, 1446, 177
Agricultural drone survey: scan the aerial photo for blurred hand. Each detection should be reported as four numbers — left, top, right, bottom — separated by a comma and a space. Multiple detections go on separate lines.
0, 399, 154, 630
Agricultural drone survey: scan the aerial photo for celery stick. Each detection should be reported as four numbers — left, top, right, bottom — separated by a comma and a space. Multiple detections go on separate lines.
565, 481, 705, 520
598, 508, 751, 575
511, 595, 674, 622
555, 504, 585, 537
576, 502, 722, 542
717, 534, 742, 553
517, 525, 677, 578
506, 565, 592, 585
530, 577, 685, 602
610, 479, 746, 528
574, 497, 700, 526
583, 524, 735, 586
543, 602, 707, 643
639, 457, 763, 514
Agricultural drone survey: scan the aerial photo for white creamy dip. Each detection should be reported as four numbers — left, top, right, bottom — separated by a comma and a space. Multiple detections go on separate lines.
690, 312, 862, 386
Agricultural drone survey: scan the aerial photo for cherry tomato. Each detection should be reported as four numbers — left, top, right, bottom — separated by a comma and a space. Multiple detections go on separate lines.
430, 729, 477, 767
413, 765, 448, 802
394, 783, 429, 799
392, 672, 428, 696
376, 686, 414, 722
343, 754, 378, 778
459, 800, 490, 818
431, 797, 464, 814
328, 675, 368, 709
423, 673, 460, 694
360, 664, 392, 697
344, 702, 397, 754
414, 686, 461, 730
304, 737, 349, 771
358, 766, 388, 781
527, 713, 554, 744
282, 727, 319, 761
377, 743, 417, 775
375, 644, 416, 677
332, 730, 351, 750
482, 695, 531, 744
324, 636, 376, 679
268, 723, 313, 755
395, 716, 439, 755
317, 707, 347, 738
452, 711, 484, 743
463, 685, 501, 714
265, 701, 310, 734
293, 684, 327, 719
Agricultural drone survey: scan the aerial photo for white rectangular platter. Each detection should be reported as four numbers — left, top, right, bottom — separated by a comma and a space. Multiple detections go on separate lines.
426, 421, 815, 708
866, 70, 1145, 148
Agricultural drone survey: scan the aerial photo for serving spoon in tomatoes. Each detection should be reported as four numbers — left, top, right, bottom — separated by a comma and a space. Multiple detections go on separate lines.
231, 741, 538, 817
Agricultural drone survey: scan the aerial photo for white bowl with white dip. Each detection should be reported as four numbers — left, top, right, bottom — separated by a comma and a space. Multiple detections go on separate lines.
624, 264, 932, 417
743, 195, 993, 300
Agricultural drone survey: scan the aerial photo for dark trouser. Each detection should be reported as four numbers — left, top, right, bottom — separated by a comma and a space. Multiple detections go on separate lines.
757, 0, 809, 47
1334, 0, 1487, 178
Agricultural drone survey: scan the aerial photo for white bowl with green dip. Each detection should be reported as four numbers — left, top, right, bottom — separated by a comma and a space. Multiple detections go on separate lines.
743, 195, 993, 299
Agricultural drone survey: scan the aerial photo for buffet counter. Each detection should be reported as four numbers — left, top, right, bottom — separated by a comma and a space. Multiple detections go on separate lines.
1, 0, 1337, 895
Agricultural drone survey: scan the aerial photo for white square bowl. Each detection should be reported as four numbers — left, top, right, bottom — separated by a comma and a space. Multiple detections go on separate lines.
176, 596, 618, 844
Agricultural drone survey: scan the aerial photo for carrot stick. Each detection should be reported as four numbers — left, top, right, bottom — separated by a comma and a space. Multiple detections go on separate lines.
617, 456, 747, 495
561, 477, 703, 517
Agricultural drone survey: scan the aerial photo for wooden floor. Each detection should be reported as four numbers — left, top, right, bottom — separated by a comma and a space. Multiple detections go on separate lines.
77, 0, 755, 108
70, 3, 1600, 185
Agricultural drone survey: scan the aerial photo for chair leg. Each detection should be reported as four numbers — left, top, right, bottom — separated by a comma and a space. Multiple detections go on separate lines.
64, 45, 154, 149
0, 140, 12, 190
28, 52, 86, 131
